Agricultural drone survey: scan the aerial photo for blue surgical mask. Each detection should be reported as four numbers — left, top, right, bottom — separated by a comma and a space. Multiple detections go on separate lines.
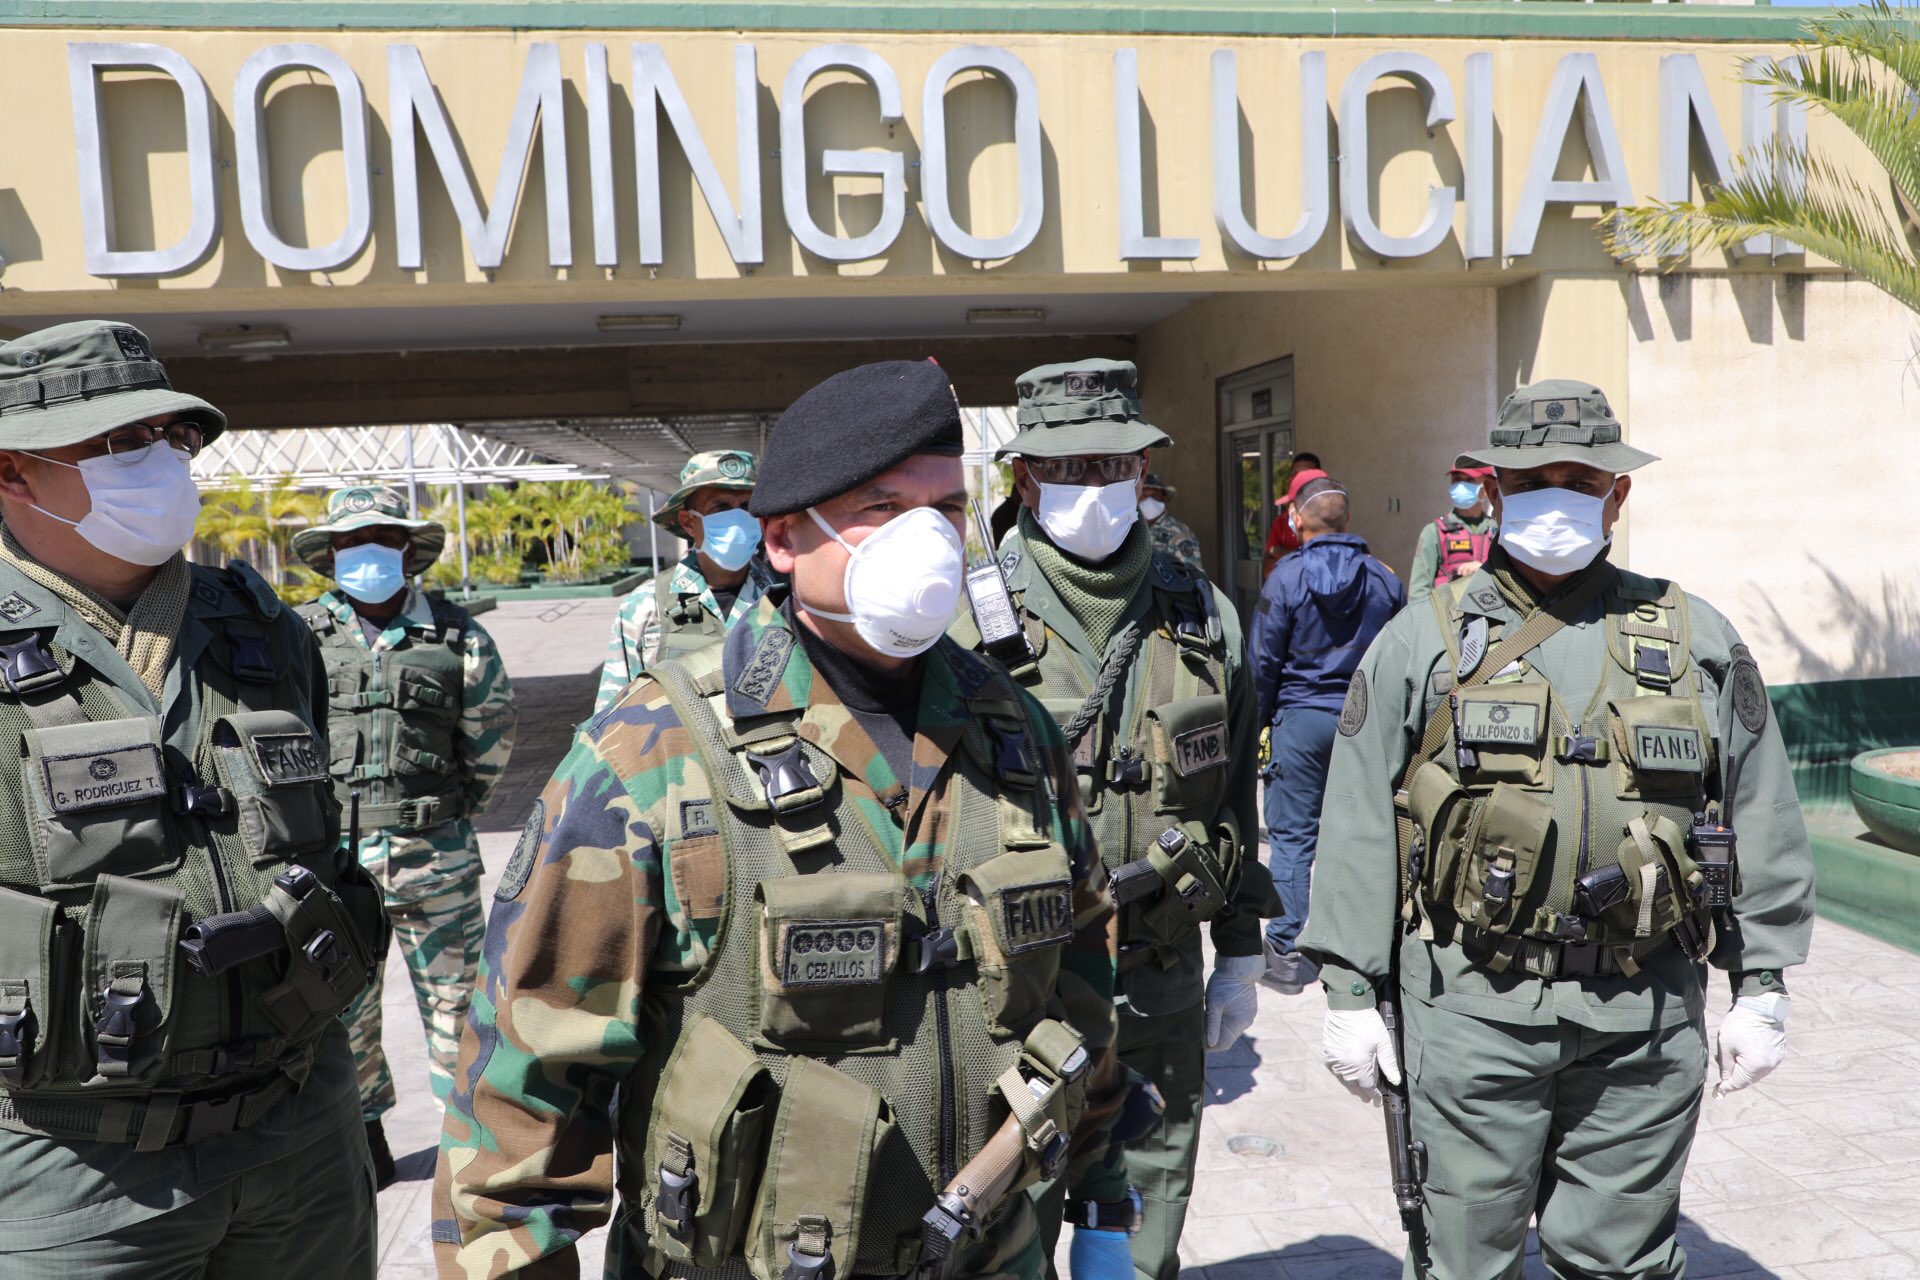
334, 543, 407, 604
697, 508, 761, 572
1449, 481, 1482, 510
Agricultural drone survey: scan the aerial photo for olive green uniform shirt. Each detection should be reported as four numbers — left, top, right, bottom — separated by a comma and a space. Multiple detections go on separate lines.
1407, 511, 1496, 604
1300, 560, 1815, 1030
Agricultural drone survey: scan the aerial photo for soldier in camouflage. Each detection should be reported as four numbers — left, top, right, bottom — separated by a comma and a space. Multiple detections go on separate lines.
596, 449, 777, 714
1138, 473, 1203, 576
436, 360, 1133, 1280
292, 486, 517, 1186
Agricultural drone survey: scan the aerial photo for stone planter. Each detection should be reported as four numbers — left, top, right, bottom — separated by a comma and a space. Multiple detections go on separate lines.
1849, 748, 1920, 855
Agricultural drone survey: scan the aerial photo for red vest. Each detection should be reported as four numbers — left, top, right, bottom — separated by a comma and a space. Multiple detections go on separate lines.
1433, 514, 1493, 587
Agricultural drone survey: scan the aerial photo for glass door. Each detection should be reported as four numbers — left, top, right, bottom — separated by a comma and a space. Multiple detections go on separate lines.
1218, 360, 1296, 626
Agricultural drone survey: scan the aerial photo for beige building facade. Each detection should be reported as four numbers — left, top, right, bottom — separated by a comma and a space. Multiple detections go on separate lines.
0, 0, 1911, 691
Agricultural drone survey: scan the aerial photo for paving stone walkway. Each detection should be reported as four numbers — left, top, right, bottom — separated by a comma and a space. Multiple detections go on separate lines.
375, 595, 1920, 1279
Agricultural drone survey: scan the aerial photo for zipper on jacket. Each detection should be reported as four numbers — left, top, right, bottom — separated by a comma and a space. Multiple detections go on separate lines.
1572, 722, 1593, 881
922, 878, 959, 1187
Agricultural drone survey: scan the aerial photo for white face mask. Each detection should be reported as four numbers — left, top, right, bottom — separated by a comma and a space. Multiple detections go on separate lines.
1138, 496, 1167, 522
802, 506, 965, 659
28, 443, 203, 567
1497, 486, 1611, 574
1036, 479, 1138, 561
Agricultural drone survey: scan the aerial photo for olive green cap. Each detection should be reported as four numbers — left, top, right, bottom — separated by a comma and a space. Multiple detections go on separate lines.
654, 449, 758, 530
291, 485, 447, 573
1463, 379, 1658, 474
0, 321, 225, 450
1142, 470, 1176, 498
1000, 359, 1171, 459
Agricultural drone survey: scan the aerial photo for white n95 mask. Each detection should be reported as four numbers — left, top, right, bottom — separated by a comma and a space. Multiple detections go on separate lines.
1497, 486, 1610, 574
1037, 480, 1138, 561
803, 506, 965, 658
29, 442, 203, 567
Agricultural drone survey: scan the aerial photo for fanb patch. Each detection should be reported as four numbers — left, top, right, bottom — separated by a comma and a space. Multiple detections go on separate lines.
250, 732, 326, 785
1631, 725, 1704, 773
42, 743, 165, 813
1458, 699, 1541, 746
732, 626, 794, 707
0, 593, 38, 623
1171, 721, 1229, 776
496, 798, 545, 902
680, 798, 717, 838
778, 919, 887, 987
1338, 671, 1369, 737
997, 880, 1074, 954
1729, 646, 1769, 735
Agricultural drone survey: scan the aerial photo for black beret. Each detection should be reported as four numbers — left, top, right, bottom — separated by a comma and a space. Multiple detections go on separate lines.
749, 360, 965, 517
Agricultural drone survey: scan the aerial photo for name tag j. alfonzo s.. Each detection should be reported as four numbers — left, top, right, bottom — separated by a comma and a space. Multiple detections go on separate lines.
42, 743, 167, 813
1458, 700, 1542, 746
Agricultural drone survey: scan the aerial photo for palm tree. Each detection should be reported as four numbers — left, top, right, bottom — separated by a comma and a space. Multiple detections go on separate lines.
1602, 0, 1920, 316
195, 474, 270, 566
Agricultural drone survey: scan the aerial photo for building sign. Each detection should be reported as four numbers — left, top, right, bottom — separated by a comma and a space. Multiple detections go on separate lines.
8, 33, 1809, 286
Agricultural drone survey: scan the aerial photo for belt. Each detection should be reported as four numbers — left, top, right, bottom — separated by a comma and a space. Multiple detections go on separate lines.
356, 791, 467, 833
0, 1062, 304, 1151
1514, 934, 1671, 980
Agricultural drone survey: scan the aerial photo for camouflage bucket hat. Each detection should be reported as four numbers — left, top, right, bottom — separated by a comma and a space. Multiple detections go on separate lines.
1001, 359, 1171, 460
290, 485, 448, 573
0, 321, 226, 450
1142, 470, 1176, 499
654, 449, 758, 530
1463, 380, 1658, 474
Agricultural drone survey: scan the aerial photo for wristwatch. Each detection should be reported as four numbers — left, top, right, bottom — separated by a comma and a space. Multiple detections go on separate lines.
1073, 1186, 1142, 1235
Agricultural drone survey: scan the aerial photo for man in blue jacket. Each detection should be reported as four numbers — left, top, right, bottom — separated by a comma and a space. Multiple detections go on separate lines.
1250, 476, 1405, 992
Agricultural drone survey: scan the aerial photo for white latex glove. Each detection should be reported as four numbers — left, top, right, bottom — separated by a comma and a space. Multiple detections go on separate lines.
1322, 1007, 1401, 1105
1204, 954, 1264, 1052
1714, 992, 1789, 1098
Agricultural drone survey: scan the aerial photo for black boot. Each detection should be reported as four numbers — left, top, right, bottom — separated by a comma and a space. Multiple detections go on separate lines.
366, 1118, 398, 1190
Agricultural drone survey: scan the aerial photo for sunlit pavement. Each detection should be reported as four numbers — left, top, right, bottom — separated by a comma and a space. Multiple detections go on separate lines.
376, 594, 1920, 1280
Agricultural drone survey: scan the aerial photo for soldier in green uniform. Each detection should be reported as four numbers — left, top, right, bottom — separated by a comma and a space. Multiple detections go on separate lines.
1137, 473, 1202, 576
1408, 457, 1497, 605
597, 449, 777, 715
0, 321, 385, 1276
436, 360, 1135, 1280
290, 486, 517, 1185
954, 361, 1270, 1280
1301, 380, 1815, 1280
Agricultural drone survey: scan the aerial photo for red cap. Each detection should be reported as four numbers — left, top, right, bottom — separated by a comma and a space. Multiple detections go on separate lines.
1448, 453, 1494, 480
1281, 468, 1330, 506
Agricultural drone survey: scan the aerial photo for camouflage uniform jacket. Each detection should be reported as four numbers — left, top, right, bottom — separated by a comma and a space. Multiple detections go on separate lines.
1147, 513, 1203, 575
312, 587, 517, 899
436, 595, 1127, 1278
594, 554, 776, 714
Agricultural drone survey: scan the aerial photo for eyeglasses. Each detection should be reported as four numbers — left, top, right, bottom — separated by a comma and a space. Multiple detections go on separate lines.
94, 423, 205, 463
1023, 454, 1147, 486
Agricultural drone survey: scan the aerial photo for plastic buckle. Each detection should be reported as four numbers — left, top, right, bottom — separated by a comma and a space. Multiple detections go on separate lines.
180, 1093, 243, 1145
1171, 605, 1208, 650
911, 927, 962, 974
228, 631, 276, 684
1548, 914, 1588, 945
783, 1242, 833, 1280
1633, 645, 1673, 689
0, 1002, 34, 1081
173, 784, 229, 818
985, 721, 1034, 786
656, 1164, 697, 1239
1558, 734, 1605, 765
0, 633, 62, 695
1109, 754, 1148, 789
744, 742, 821, 813
1556, 943, 1606, 979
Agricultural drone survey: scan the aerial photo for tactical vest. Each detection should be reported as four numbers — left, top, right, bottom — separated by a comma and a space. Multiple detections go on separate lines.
1403, 571, 1720, 978
973, 543, 1240, 1017
1432, 515, 1494, 589
654, 569, 729, 666
627, 638, 1088, 1280
0, 562, 382, 1150
301, 594, 469, 835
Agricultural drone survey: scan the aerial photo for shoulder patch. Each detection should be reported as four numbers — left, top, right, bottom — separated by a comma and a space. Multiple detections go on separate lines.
679, 797, 717, 838
1467, 587, 1504, 615
192, 578, 225, 610
1338, 670, 1369, 737
1729, 646, 1769, 735
999, 548, 1022, 579
731, 625, 794, 706
0, 592, 38, 623
496, 798, 545, 902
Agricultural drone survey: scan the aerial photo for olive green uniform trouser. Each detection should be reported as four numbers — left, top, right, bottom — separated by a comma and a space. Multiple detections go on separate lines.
0, 1107, 376, 1280
1039, 1001, 1206, 1280
1401, 996, 1708, 1280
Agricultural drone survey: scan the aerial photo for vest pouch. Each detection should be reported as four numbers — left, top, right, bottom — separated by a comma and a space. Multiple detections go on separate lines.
745, 1057, 886, 1280
1609, 697, 1711, 801
1129, 823, 1228, 949
959, 845, 1075, 1036
256, 870, 375, 1042
211, 711, 339, 867
0, 886, 67, 1088
756, 873, 901, 1050
1406, 760, 1472, 910
1454, 684, 1552, 788
1605, 815, 1702, 941
1143, 694, 1231, 815
1454, 785, 1552, 933
22, 717, 174, 890
645, 1014, 774, 1268
83, 875, 183, 1082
